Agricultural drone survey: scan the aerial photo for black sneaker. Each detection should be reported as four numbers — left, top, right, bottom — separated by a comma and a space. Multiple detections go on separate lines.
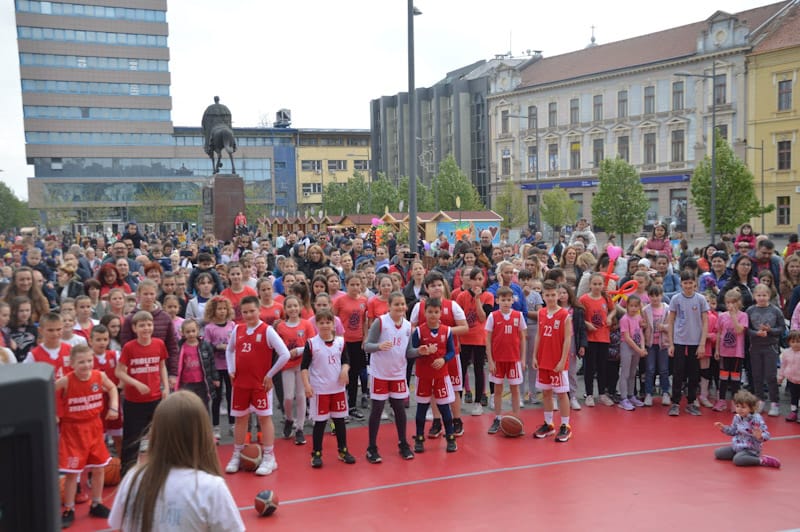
413, 435, 425, 453
61, 508, 75, 528
283, 419, 293, 439
338, 447, 356, 464
555, 424, 572, 443
399, 442, 415, 460
294, 429, 306, 445
453, 418, 464, 437
446, 434, 457, 453
464, 390, 474, 403
88, 503, 110, 518
349, 408, 365, 420
428, 418, 443, 438
366, 446, 382, 464
479, 395, 488, 407
360, 395, 370, 409
533, 422, 556, 439
488, 417, 501, 434
311, 451, 323, 468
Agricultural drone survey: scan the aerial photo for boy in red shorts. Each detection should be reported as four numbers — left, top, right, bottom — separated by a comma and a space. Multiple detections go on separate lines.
224, 295, 290, 476
486, 286, 527, 434
533, 280, 573, 442
90, 324, 122, 457
56, 344, 119, 528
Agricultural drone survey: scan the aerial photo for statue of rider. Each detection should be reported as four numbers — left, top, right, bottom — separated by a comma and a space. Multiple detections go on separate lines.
201, 96, 233, 156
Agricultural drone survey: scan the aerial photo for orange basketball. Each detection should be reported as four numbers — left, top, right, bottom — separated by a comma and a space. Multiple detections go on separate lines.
240, 444, 262, 472
104, 457, 122, 486
500, 415, 524, 437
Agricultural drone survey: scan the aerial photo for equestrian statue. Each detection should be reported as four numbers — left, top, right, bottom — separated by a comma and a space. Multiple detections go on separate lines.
201, 96, 237, 175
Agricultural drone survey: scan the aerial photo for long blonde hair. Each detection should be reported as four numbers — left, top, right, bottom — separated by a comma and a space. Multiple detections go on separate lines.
121, 391, 221, 532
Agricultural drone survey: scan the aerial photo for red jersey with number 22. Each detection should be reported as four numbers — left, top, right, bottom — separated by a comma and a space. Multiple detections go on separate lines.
537, 307, 570, 371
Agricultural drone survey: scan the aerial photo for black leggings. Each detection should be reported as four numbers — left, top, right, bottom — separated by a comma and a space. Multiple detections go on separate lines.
345, 341, 367, 408
584, 342, 610, 396
460, 344, 486, 400
788, 381, 800, 408
212, 369, 233, 426
671, 344, 700, 404
121, 399, 159, 475
368, 398, 408, 448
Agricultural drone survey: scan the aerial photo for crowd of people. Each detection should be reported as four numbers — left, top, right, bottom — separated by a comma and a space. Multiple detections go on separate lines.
1, 217, 795, 529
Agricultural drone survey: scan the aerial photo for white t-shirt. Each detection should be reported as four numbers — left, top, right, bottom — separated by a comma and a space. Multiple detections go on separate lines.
108, 467, 244, 532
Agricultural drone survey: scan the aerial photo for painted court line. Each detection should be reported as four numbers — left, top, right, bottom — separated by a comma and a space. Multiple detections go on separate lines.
239, 434, 800, 510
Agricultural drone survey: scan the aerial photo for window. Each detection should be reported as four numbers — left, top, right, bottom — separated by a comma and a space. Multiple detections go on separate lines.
714, 74, 726, 105
645, 190, 659, 226
299, 137, 317, 146
327, 160, 347, 171
644, 86, 655, 114
501, 155, 511, 176
501, 110, 509, 134
672, 81, 684, 111
319, 137, 344, 146
617, 90, 628, 118
671, 130, 684, 163
778, 196, 791, 225
618, 136, 629, 162
593, 95, 603, 122
301, 183, 323, 195
670, 189, 688, 231
527, 195, 538, 228
527, 106, 538, 130
644, 133, 656, 165
548, 143, 558, 170
716, 124, 728, 141
301, 160, 322, 172
778, 140, 792, 170
779, 80, 792, 111
593, 139, 604, 167
570, 141, 581, 169
570, 193, 584, 219
527, 145, 538, 173
570, 99, 579, 125
548, 102, 557, 127
354, 160, 370, 171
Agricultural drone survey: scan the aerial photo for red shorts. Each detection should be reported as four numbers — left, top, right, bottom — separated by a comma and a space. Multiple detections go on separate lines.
231, 386, 272, 417
309, 391, 348, 421
536, 369, 570, 393
59, 419, 111, 473
447, 356, 463, 391
489, 360, 523, 385
415, 375, 455, 405
370, 376, 409, 400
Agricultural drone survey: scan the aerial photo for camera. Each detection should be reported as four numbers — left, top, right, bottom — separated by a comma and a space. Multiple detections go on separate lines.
403, 252, 416, 260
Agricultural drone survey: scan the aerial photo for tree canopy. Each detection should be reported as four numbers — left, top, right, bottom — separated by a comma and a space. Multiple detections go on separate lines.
0, 182, 35, 230
540, 187, 578, 233
591, 158, 649, 247
494, 180, 527, 230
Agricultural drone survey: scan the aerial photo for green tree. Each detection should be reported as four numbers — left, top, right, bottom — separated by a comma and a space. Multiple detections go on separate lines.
366, 174, 398, 215
494, 180, 526, 230
397, 176, 435, 213
591, 158, 648, 248
0, 182, 35, 229
690, 133, 773, 236
540, 186, 578, 233
322, 173, 370, 215
131, 185, 172, 224
430, 155, 484, 211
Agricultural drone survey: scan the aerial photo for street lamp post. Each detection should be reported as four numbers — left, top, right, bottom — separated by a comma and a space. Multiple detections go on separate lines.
746, 140, 765, 234
407, 3, 422, 250
676, 62, 717, 243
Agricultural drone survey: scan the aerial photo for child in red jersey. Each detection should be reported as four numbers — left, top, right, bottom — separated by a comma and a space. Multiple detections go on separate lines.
486, 286, 527, 434
25, 312, 72, 379
533, 280, 574, 443
115, 310, 169, 475
56, 345, 119, 528
74, 295, 98, 341
220, 262, 258, 324
224, 296, 290, 476
333, 273, 369, 420
89, 325, 122, 457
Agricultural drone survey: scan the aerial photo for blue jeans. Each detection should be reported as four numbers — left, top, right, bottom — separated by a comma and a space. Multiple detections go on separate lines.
645, 345, 670, 395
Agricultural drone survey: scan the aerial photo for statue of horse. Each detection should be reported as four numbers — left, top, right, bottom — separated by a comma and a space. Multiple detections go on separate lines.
208, 123, 236, 175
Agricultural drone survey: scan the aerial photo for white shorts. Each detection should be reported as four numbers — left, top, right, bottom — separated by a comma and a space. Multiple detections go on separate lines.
370, 375, 410, 400
535, 369, 570, 394
489, 360, 524, 386
309, 391, 348, 422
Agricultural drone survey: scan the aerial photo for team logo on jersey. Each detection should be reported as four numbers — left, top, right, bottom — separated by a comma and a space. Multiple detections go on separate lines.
298, 330, 305, 338
91, 383, 100, 392
554, 319, 561, 329
274, 310, 280, 317
360, 303, 366, 310
443, 307, 450, 315
513, 318, 519, 327
256, 334, 262, 342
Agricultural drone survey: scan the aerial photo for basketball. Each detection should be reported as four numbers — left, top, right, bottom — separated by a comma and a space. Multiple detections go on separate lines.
499, 415, 524, 437
240, 444, 262, 472
104, 457, 121, 486
254, 489, 279, 516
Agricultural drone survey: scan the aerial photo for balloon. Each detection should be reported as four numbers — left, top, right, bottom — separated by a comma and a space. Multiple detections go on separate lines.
599, 260, 619, 290
371, 217, 382, 227
610, 280, 639, 304
606, 245, 623, 261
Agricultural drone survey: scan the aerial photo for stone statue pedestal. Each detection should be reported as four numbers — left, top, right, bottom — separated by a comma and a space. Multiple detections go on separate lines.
202, 174, 244, 241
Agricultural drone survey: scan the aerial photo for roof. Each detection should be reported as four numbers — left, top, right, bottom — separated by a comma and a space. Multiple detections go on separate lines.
517, 2, 787, 90
752, 2, 800, 53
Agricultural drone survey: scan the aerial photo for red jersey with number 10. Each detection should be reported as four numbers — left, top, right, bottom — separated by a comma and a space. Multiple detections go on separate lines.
234, 322, 273, 388
489, 310, 523, 362
537, 307, 570, 371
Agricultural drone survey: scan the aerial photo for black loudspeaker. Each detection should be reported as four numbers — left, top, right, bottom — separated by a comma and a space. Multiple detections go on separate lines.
0, 364, 60, 532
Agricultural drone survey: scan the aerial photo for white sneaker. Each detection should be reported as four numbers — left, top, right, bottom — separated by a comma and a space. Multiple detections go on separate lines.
255, 453, 277, 476
225, 453, 240, 474
692, 399, 700, 408
213, 426, 221, 443
644, 394, 653, 407
662, 393, 672, 406
570, 396, 581, 411
472, 403, 484, 416
768, 403, 780, 417
699, 396, 714, 408
425, 409, 433, 421
488, 395, 495, 410
381, 410, 390, 421
584, 395, 595, 407
599, 394, 614, 406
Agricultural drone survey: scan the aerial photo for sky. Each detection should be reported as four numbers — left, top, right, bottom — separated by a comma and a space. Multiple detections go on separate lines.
0, 0, 772, 200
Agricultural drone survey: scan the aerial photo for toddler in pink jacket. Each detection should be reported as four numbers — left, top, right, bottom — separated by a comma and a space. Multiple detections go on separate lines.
778, 330, 800, 422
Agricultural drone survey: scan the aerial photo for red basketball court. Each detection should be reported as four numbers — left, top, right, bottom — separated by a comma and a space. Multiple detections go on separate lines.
73, 404, 800, 531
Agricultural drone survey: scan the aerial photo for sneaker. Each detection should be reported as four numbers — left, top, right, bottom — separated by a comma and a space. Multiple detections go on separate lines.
360, 395, 370, 409
61, 508, 75, 528
349, 408, 365, 420
668, 404, 680, 416
533, 422, 556, 439
786, 411, 798, 422
480, 395, 489, 407
555, 424, 572, 443
768, 403, 780, 417
629, 396, 645, 408
686, 404, 702, 416
570, 396, 582, 411
488, 417, 501, 434
472, 403, 484, 416
662, 393, 672, 406
446, 434, 458, 452
294, 429, 306, 446
381, 410, 390, 421
213, 426, 221, 444
399, 443, 415, 460
225, 452, 240, 474
699, 396, 714, 408
282, 419, 293, 439
712, 400, 727, 412
464, 390, 474, 403
88, 503, 110, 518
366, 446, 382, 464
453, 418, 464, 437
488, 395, 495, 410
618, 398, 635, 411
428, 418, 443, 438
760, 454, 781, 468
425, 409, 434, 421
584, 395, 595, 407
413, 435, 425, 453
311, 451, 323, 468
644, 394, 653, 407
338, 447, 356, 464
599, 394, 614, 406
256, 453, 277, 476
757, 400, 765, 413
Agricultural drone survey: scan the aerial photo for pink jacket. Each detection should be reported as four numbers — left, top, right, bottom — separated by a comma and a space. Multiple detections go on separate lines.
643, 237, 672, 262
779, 348, 800, 384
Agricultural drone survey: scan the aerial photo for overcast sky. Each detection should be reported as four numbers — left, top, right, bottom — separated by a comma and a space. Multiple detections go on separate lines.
0, 0, 769, 199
